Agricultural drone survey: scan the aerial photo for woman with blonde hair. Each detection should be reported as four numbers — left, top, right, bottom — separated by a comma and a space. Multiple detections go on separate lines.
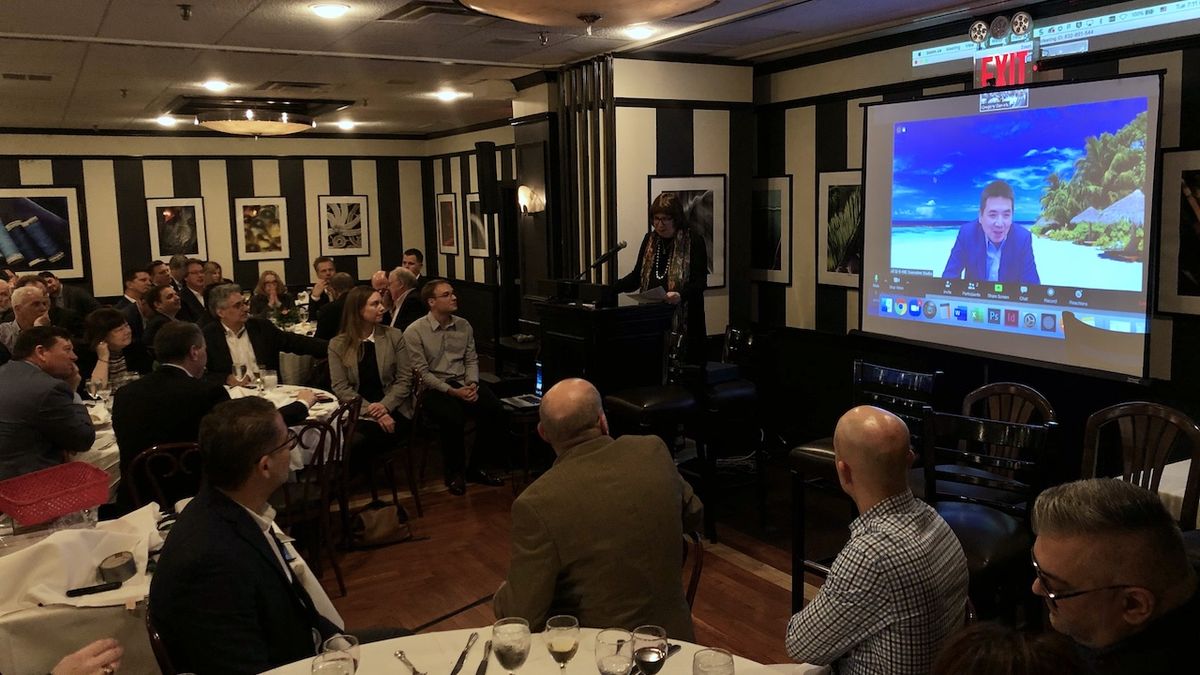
249, 269, 295, 319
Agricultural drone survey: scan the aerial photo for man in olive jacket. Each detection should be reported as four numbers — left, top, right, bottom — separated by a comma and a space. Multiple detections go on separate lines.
494, 378, 703, 640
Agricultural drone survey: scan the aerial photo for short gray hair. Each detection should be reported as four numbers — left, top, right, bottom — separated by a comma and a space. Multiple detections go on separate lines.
389, 266, 416, 288
11, 285, 45, 307
208, 283, 244, 314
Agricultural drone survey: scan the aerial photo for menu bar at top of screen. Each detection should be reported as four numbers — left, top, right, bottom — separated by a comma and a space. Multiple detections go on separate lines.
911, 1, 1200, 67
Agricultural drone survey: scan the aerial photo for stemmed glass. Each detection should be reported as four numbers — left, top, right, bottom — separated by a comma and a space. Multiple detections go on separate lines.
321, 635, 360, 671
594, 629, 633, 675
692, 649, 734, 675
632, 626, 668, 675
492, 617, 532, 675
544, 615, 579, 672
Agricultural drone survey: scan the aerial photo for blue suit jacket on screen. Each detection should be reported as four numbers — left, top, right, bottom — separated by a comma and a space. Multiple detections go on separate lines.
941, 221, 1040, 284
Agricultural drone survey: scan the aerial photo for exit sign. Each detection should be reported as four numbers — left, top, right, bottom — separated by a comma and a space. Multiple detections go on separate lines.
976, 49, 1033, 88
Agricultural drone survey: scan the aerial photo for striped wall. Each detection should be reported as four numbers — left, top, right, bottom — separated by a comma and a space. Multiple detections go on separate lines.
423, 145, 516, 284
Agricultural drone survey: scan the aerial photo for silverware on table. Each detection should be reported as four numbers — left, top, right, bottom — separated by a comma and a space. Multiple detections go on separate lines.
394, 649, 427, 675
475, 640, 492, 675
450, 632, 479, 675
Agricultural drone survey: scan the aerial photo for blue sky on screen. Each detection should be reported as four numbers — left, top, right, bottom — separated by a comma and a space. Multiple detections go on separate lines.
891, 97, 1148, 223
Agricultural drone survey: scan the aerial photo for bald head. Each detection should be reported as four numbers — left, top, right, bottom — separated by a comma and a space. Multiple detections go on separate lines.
538, 378, 606, 450
833, 406, 913, 493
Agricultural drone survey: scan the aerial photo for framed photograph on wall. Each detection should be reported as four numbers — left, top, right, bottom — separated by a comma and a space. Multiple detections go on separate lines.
465, 193, 490, 257
750, 175, 792, 284
1159, 149, 1200, 315
817, 171, 863, 287
0, 187, 84, 278
146, 197, 207, 262
234, 197, 289, 261
318, 195, 369, 257
436, 192, 459, 255
647, 174, 726, 288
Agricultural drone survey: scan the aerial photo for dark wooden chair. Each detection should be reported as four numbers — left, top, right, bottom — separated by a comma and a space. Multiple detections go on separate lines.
682, 531, 705, 609
127, 442, 202, 512
789, 360, 941, 611
273, 418, 346, 596
146, 606, 177, 675
921, 409, 1055, 620
1081, 401, 1200, 530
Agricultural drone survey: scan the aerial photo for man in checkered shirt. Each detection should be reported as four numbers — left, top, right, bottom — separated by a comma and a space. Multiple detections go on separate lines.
785, 406, 968, 674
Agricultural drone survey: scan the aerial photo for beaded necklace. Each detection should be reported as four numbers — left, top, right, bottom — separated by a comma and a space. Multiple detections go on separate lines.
652, 236, 674, 283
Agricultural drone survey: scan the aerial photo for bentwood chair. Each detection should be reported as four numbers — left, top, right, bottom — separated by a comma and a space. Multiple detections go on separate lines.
145, 605, 177, 674
273, 419, 346, 596
127, 442, 202, 512
682, 531, 705, 609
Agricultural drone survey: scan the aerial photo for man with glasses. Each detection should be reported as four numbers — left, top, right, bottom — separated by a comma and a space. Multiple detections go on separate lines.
1031, 479, 1198, 674
201, 284, 327, 386
149, 397, 344, 673
404, 277, 505, 496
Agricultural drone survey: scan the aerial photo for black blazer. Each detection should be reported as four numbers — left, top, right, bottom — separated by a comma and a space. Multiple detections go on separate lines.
176, 287, 212, 326
149, 485, 340, 674
390, 292, 425, 333
314, 295, 347, 341
250, 292, 296, 320
202, 318, 328, 385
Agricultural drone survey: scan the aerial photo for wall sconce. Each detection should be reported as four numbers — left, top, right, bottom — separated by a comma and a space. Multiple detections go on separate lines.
517, 184, 545, 214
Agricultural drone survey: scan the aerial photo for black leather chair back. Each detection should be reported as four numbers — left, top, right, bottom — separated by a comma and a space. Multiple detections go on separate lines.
852, 360, 941, 445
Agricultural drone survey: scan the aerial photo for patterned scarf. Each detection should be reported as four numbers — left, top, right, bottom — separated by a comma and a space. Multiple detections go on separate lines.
638, 230, 693, 337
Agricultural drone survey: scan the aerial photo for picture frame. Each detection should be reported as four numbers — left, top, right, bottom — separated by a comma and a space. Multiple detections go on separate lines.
750, 175, 793, 284
0, 187, 84, 278
146, 197, 207, 262
1158, 148, 1200, 315
465, 193, 490, 257
436, 192, 459, 255
318, 195, 370, 257
234, 197, 289, 261
817, 170, 864, 288
647, 174, 727, 288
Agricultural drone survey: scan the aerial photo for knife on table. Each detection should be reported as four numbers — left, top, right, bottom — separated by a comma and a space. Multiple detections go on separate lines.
451, 632, 480, 675
475, 640, 492, 675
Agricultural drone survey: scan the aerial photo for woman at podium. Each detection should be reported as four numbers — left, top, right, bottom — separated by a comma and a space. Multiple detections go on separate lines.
614, 192, 708, 362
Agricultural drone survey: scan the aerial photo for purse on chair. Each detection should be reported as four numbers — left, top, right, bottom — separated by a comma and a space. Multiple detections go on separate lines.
350, 499, 412, 547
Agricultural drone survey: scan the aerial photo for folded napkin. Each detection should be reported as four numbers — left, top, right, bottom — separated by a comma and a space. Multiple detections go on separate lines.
0, 503, 162, 615
86, 404, 111, 426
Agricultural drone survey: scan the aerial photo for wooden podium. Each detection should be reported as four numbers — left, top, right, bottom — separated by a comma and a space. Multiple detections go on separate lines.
534, 300, 676, 396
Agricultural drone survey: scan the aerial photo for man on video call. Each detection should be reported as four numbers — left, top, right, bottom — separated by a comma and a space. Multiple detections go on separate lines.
942, 179, 1040, 284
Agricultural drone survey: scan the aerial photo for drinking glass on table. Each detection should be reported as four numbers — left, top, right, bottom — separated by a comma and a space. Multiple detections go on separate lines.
594, 629, 634, 675
544, 615, 580, 672
311, 651, 354, 675
692, 649, 734, 675
631, 626, 668, 675
262, 369, 279, 390
492, 617, 532, 675
235, 364, 249, 385
85, 379, 100, 400
321, 634, 360, 671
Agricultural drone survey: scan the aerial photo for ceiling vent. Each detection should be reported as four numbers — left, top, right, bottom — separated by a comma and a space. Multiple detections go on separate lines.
255, 80, 331, 93
378, 1, 488, 24
2, 72, 52, 82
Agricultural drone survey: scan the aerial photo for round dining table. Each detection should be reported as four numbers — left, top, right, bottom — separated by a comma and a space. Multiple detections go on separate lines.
264, 626, 788, 675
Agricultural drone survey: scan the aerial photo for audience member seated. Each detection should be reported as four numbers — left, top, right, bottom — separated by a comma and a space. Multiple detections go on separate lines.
112, 322, 314, 512
370, 270, 393, 324
115, 266, 153, 342
328, 286, 412, 464
402, 248, 426, 289
0, 326, 95, 481
76, 308, 152, 395
149, 259, 172, 288
39, 270, 99, 317
494, 378, 703, 638
11, 274, 83, 337
250, 269, 296, 320
167, 253, 188, 292
932, 622, 1084, 675
387, 266, 423, 332
785, 405, 968, 674
176, 258, 211, 325
1031, 479, 1200, 675
203, 283, 327, 386
403, 278, 505, 495
314, 272, 354, 340
149, 398, 344, 673
142, 283, 182, 356
202, 260, 232, 306
308, 256, 336, 315
0, 285, 50, 352
0, 276, 12, 322
50, 638, 124, 675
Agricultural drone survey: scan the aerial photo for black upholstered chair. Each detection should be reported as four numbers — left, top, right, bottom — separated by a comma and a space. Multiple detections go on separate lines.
603, 384, 697, 453
789, 360, 941, 611
921, 409, 1055, 620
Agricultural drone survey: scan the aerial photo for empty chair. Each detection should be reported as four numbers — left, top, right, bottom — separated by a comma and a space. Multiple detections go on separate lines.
128, 442, 202, 511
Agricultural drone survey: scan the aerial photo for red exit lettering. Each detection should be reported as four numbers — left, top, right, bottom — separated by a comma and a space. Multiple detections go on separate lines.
978, 49, 1030, 87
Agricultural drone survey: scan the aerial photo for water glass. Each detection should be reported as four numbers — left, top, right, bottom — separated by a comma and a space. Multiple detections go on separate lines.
492, 617, 532, 675
321, 634, 360, 670
692, 649, 734, 675
262, 369, 279, 390
594, 629, 633, 675
311, 651, 354, 675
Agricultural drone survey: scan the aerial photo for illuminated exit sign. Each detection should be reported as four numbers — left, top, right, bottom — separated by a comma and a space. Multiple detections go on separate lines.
976, 48, 1033, 88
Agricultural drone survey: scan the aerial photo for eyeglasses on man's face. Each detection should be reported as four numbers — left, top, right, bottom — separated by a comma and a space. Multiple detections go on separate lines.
265, 429, 299, 458
1031, 550, 1136, 609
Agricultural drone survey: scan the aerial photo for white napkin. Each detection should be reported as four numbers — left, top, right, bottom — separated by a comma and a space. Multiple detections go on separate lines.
0, 503, 162, 615
86, 404, 111, 426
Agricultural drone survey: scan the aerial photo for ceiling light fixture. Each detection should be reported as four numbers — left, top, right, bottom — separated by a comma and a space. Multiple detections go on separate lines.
336, 119, 355, 130
202, 79, 230, 92
433, 88, 471, 102
310, 3, 351, 19
460, 1, 715, 29
195, 109, 315, 136
624, 24, 656, 40
156, 115, 178, 127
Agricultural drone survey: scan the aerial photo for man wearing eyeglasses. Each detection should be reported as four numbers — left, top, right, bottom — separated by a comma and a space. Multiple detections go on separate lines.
1031, 479, 1198, 674
404, 277, 505, 496
202, 284, 327, 387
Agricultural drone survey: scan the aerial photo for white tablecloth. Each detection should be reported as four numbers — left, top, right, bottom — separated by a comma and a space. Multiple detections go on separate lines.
226, 384, 340, 470
280, 321, 319, 385
264, 626, 801, 675
1156, 459, 1196, 529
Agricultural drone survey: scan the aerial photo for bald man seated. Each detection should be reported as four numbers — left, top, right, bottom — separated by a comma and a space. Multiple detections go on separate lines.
493, 378, 704, 640
785, 406, 968, 674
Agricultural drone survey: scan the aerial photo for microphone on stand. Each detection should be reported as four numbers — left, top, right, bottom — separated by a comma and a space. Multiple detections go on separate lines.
576, 240, 627, 280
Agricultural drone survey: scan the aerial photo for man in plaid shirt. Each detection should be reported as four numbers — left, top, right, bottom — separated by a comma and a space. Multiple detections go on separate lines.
785, 406, 968, 674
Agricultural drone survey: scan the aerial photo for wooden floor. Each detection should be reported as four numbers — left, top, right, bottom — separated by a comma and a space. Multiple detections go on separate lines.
316, 474, 809, 665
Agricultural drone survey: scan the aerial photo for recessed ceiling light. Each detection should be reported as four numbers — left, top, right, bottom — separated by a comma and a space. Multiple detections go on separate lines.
433, 88, 470, 102
624, 24, 656, 40
311, 3, 350, 19
202, 79, 230, 92
156, 115, 177, 127
336, 120, 355, 130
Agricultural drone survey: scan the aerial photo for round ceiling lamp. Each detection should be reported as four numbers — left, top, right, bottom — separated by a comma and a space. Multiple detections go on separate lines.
457, 1, 718, 30
195, 110, 316, 136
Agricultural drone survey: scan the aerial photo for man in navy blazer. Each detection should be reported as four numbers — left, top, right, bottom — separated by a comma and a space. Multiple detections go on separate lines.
149, 397, 342, 674
0, 326, 95, 481
942, 180, 1040, 284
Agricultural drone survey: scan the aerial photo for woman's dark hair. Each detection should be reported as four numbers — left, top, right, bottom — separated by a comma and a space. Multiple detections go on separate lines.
932, 623, 1085, 675
83, 308, 129, 348
648, 192, 688, 229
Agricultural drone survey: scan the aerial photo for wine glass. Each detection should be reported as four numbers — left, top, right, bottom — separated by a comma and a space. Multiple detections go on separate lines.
631, 626, 668, 675
235, 364, 248, 385
544, 615, 579, 672
322, 634, 360, 671
594, 629, 633, 675
311, 651, 354, 675
692, 649, 734, 675
492, 617, 531, 675
85, 379, 99, 400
